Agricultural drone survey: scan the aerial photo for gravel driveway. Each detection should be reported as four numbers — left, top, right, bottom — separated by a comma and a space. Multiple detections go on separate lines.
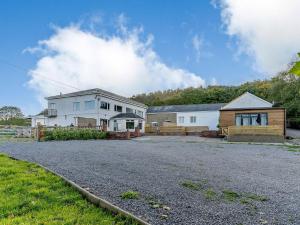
1, 136, 299, 225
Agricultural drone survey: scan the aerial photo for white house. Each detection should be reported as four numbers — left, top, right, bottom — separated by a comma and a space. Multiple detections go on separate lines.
31, 88, 148, 133
146, 103, 226, 130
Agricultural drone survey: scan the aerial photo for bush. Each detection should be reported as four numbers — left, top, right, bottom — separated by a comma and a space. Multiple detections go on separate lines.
287, 118, 300, 129
43, 128, 108, 141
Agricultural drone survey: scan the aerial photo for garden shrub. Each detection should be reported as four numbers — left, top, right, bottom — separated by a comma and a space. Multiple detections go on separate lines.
43, 128, 108, 141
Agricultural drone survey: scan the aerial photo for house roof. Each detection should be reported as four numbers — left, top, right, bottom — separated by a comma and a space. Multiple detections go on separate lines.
45, 88, 147, 108
147, 103, 226, 113
110, 113, 144, 120
221, 92, 272, 110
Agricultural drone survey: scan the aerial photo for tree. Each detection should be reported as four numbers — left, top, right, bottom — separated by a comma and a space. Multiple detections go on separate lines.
0, 106, 24, 121
289, 53, 300, 76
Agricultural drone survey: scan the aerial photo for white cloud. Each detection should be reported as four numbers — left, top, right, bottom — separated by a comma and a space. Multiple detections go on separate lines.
219, 0, 300, 75
192, 35, 204, 62
27, 23, 205, 104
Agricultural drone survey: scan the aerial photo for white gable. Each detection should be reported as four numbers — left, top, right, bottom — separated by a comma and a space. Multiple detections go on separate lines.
222, 92, 272, 109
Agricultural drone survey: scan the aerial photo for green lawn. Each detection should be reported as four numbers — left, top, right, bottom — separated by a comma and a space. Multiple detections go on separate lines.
0, 154, 136, 225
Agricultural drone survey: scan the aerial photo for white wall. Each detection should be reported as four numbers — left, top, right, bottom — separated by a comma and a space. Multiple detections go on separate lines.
37, 94, 147, 132
177, 111, 220, 130
31, 116, 48, 127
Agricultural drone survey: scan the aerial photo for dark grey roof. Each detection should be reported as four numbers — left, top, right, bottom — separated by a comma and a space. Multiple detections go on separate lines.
147, 103, 226, 113
110, 113, 144, 120
46, 88, 147, 108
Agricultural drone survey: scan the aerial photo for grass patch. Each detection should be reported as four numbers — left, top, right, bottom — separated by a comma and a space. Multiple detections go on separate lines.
222, 189, 269, 204
222, 189, 240, 201
121, 191, 139, 200
204, 188, 217, 200
0, 154, 136, 225
243, 193, 269, 202
285, 145, 300, 152
181, 180, 202, 191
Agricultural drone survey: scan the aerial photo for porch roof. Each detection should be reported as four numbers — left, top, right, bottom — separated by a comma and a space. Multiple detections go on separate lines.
110, 113, 144, 120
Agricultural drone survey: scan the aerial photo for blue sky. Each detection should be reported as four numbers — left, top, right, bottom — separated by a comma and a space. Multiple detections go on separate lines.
1, 0, 299, 115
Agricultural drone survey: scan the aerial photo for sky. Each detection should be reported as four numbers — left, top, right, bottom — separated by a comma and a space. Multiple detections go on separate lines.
1, 0, 300, 115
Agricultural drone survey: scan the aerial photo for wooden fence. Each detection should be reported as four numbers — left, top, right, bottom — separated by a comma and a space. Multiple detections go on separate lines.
145, 125, 209, 136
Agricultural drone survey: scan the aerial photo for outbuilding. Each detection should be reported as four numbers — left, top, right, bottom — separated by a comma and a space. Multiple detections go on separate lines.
219, 92, 286, 142
147, 103, 226, 130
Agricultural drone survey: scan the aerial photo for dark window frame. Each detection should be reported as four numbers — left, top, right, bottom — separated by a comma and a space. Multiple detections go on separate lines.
126, 120, 135, 129
114, 105, 123, 112
235, 113, 268, 126
100, 101, 110, 110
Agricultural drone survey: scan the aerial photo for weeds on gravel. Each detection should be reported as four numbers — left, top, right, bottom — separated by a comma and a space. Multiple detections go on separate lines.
121, 191, 139, 200
146, 197, 163, 208
222, 189, 269, 203
204, 188, 217, 200
243, 193, 269, 202
222, 189, 240, 201
285, 145, 300, 152
181, 180, 202, 191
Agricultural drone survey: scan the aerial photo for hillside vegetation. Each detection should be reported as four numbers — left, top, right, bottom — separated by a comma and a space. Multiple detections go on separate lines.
131, 73, 300, 119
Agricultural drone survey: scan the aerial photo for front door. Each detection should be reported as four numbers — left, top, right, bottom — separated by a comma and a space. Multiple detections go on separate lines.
100, 119, 108, 131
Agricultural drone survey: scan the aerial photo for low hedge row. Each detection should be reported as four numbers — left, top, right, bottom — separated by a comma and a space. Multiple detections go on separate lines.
43, 128, 108, 141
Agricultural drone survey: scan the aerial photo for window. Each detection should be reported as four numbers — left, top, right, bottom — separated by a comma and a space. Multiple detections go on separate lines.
190, 116, 196, 123
136, 110, 143, 117
114, 105, 122, 112
49, 103, 56, 109
100, 101, 110, 110
126, 107, 133, 113
84, 100, 95, 110
178, 116, 184, 123
73, 102, 80, 111
126, 120, 135, 129
235, 113, 268, 126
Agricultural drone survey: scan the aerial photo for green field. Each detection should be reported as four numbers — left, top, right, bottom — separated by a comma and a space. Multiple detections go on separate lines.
0, 154, 136, 225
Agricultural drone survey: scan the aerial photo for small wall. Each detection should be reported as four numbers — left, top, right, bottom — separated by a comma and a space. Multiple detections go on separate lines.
227, 125, 284, 143
228, 135, 284, 143
145, 125, 209, 136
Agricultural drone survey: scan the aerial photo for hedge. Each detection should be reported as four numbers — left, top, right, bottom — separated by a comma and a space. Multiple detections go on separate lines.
287, 118, 300, 129
43, 128, 108, 141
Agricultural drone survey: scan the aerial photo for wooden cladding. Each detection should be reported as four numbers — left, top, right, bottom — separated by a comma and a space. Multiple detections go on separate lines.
227, 125, 283, 136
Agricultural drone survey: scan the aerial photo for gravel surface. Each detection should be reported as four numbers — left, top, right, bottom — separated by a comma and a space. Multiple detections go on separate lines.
1, 136, 299, 225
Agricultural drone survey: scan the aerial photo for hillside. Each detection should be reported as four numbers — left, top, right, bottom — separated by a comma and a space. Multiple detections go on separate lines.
131, 73, 300, 120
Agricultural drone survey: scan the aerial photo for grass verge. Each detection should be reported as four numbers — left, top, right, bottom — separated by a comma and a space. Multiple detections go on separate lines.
0, 153, 136, 225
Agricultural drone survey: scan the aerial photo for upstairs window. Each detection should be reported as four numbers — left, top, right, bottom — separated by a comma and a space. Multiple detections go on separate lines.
190, 116, 196, 123
136, 110, 143, 117
100, 101, 110, 110
114, 105, 123, 112
235, 113, 268, 126
178, 116, 184, 123
84, 100, 95, 110
126, 107, 133, 113
73, 102, 80, 111
49, 103, 56, 109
